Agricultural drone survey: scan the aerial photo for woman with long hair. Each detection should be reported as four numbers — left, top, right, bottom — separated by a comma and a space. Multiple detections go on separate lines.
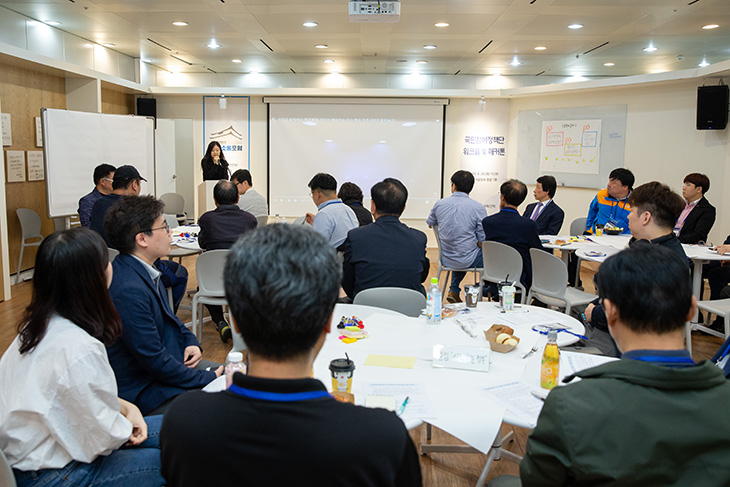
201, 140, 230, 180
0, 228, 164, 487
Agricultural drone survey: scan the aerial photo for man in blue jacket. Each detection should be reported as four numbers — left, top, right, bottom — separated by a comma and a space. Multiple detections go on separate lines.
482, 179, 545, 291
105, 195, 222, 415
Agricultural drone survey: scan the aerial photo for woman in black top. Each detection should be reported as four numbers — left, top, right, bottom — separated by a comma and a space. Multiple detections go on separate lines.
338, 182, 373, 226
201, 141, 229, 180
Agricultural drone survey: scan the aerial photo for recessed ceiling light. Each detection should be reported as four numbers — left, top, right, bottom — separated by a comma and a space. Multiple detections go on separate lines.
435, 22, 449, 27
303, 21, 318, 27
232, 59, 242, 63
325, 139, 333, 143
423, 45, 437, 50
699, 59, 710, 67
330, 70, 340, 75
510, 57, 521, 66
323, 59, 335, 63
101, 43, 115, 47
568, 23, 583, 29
416, 60, 428, 64
315, 44, 328, 49
44, 20, 61, 26
172, 21, 188, 26
604, 62, 615, 66
250, 70, 259, 75
534, 46, 547, 51
208, 40, 220, 49
643, 45, 657, 52
703, 24, 719, 30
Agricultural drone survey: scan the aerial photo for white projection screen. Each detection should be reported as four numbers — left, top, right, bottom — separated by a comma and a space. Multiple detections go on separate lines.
267, 98, 447, 219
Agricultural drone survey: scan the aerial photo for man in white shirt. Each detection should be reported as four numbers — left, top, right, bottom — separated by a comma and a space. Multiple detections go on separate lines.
305, 173, 358, 250
427, 170, 487, 303
231, 169, 268, 218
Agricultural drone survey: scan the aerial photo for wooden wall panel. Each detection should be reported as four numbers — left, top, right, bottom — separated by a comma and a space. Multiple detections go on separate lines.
0, 62, 65, 278
101, 88, 134, 115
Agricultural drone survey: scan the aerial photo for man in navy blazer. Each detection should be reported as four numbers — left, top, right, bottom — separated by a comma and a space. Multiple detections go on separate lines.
675, 172, 716, 244
522, 175, 565, 235
482, 179, 545, 290
105, 195, 222, 415
342, 178, 430, 300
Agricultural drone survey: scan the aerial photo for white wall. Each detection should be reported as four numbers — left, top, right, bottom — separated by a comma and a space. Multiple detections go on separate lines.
508, 79, 730, 244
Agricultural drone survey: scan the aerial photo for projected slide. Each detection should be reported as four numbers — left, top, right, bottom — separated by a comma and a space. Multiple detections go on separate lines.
269, 102, 444, 219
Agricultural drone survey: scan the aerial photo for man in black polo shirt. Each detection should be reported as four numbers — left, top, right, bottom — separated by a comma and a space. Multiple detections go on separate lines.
159, 224, 422, 487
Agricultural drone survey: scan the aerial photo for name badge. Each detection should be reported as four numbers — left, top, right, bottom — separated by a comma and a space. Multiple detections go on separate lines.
432, 344, 490, 372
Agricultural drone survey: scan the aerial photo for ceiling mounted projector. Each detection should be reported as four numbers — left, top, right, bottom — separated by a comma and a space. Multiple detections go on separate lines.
349, 1, 400, 23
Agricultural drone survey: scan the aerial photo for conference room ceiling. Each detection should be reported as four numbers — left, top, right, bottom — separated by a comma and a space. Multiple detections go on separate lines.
2, 0, 729, 79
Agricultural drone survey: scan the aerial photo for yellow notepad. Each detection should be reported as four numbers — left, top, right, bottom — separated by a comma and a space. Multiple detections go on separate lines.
364, 354, 416, 369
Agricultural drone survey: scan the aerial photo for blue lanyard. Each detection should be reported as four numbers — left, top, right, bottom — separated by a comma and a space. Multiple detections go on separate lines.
228, 384, 332, 402
628, 355, 695, 366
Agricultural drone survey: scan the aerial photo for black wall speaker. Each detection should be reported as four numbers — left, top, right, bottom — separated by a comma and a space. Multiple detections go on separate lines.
697, 85, 729, 130
136, 97, 157, 119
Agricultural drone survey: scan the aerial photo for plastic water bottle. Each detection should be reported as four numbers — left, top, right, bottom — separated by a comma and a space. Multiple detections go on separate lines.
426, 277, 442, 324
225, 351, 246, 389
540, 330, 560, 390
275, 214, 281, 223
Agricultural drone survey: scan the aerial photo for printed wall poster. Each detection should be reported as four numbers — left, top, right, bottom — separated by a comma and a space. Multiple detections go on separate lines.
6, 150, 25, 182
27, 151, 45, 181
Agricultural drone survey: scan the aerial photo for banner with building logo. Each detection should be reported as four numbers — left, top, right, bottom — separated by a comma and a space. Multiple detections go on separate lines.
203, 96, 250, 172
457, 98, 509, 215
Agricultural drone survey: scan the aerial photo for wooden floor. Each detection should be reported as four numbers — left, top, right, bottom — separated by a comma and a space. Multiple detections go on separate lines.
0, 249, 724, 487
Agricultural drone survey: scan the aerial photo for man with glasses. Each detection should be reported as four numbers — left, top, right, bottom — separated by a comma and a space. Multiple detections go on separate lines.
105, 195, 222, 415
90, 164, 188, 312
78, 163, 115, 227
230, 169, 268, 218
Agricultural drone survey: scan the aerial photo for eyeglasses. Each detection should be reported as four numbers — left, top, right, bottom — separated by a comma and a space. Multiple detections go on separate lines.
140, 222, 170, 234
102, 177, 113, 183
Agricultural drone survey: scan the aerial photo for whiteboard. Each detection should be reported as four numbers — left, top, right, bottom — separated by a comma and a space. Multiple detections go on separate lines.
540, 119, 601, 174
516, 105, 626, 189
42, 108, 156, 218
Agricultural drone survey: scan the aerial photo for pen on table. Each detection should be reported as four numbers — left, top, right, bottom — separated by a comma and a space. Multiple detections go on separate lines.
397, 396, 410, 415
531, 391, 546, 402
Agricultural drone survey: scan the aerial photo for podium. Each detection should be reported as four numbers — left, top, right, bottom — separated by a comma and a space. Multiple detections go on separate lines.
197, 181, 218, 220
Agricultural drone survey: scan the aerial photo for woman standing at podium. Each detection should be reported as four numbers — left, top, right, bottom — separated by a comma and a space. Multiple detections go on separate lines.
201, 141, 230, 180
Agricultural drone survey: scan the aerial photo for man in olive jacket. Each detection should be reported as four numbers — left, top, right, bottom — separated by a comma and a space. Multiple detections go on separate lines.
519, 243, 730, 486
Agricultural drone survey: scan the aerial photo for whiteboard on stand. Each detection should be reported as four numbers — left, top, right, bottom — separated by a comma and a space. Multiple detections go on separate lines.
42, 108, 156, 218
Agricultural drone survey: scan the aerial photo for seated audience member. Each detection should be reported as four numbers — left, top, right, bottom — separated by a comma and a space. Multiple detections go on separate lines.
338, 181, 373, 226
305, 172, 358, 250
675, 172, 716, 244
91, 164, 188, 312
343, 178, 430, 299
159, 224, 422, 487
706, 236, 730, 300
570, 167, 634, 287
230, 169, 268, 218
522, 175, 564, 235
426, 170, 487, 303
482, 179, 544, 291
583, 182, 686, 353
198, 180, 257, 342
520, 244, 730, 486
78, 163, 115, 227
585, 168, 634, 234
105, 196, 222, 415
0, 228, 164, 487
89, 164, 145, 244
